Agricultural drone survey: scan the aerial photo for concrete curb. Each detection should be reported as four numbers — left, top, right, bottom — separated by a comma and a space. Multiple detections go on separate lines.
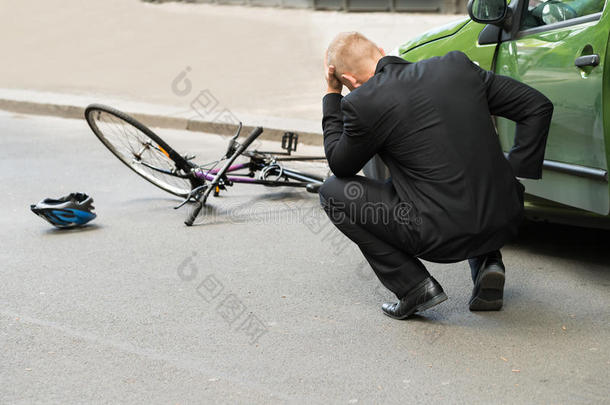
0, 91, 324, 146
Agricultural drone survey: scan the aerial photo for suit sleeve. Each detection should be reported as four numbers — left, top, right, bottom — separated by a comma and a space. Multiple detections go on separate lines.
322, 93, 380, 177
472, 61, 553, 179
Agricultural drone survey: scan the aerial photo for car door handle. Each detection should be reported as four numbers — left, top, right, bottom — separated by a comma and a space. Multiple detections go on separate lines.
575, 54, 600, 68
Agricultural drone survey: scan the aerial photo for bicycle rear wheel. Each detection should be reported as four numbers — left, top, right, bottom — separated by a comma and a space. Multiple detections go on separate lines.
85, 104, 194, 198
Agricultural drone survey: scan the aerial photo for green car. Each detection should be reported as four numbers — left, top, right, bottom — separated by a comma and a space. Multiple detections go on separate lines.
387, 0, 609, 229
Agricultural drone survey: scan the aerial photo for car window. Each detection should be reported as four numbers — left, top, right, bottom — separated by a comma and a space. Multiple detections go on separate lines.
520, 0, 605, 30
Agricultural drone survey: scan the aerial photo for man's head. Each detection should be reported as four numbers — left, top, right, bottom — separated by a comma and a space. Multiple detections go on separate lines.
326, 32, 385, 91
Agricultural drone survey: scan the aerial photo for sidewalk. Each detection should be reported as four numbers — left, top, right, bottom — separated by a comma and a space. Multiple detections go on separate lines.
0, 0, 463, 135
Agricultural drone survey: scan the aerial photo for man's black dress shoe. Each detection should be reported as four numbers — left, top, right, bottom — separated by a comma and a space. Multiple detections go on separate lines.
381, 277, 447, 320
469, 252, 505, 311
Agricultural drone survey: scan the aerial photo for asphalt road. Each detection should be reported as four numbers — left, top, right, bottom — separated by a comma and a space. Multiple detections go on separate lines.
1, 111, 609, 404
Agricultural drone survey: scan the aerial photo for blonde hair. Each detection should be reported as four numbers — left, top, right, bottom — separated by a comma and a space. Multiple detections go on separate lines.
327, 32, 382, 77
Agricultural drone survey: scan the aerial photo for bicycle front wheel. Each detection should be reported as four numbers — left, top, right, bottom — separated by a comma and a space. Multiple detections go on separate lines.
85, 104, 193, 198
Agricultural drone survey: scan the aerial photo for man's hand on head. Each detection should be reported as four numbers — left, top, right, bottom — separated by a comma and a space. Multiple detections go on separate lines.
324, 50, 343, 95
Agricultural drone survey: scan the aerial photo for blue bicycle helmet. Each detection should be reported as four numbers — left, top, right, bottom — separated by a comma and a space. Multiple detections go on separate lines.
31, 193, 97, 228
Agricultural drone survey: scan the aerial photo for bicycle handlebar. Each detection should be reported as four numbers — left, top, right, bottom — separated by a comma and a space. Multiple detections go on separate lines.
184, 200, 202, 226
238, 126, 263, 152
185, 126, 264, 227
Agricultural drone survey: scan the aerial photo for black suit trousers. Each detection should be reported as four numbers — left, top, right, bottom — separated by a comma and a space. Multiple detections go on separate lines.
319, 175, 432, 298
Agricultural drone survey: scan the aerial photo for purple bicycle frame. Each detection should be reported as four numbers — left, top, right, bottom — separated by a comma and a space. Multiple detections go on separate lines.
194, 163, 257, 183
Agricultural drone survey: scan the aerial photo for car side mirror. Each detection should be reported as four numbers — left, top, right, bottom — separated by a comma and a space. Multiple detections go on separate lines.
467, 0, 508, 25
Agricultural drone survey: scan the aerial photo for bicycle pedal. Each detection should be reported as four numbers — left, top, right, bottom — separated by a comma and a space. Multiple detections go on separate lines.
281, 132, 298, 154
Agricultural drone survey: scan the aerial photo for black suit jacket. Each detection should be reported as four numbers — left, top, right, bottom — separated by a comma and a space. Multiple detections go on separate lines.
322, 51, 553, 261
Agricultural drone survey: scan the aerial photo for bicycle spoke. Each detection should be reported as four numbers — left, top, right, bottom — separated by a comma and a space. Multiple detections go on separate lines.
88, 108, 192, 196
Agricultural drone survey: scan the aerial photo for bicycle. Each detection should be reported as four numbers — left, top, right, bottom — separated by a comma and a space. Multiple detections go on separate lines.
84, 104, 327, 226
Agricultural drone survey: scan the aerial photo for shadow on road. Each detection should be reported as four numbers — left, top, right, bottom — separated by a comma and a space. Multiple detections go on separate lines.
42, 223, 103, 235
512, 220, 610, 279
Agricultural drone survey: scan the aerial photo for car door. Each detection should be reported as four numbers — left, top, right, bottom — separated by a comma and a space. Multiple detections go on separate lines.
495, 0, 609, 214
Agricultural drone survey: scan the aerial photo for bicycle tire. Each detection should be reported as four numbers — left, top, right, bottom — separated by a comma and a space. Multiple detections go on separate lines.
85, 104, 194, 198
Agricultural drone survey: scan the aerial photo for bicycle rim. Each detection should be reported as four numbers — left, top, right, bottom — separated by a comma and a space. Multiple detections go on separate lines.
85, 105, 193, 197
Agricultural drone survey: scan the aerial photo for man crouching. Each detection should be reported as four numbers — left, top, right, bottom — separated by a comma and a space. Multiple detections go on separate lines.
320, 32, 553, 319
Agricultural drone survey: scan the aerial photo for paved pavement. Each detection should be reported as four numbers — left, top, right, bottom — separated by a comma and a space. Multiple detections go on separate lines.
0, 0, 462, 124
1, 111, 609, 404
